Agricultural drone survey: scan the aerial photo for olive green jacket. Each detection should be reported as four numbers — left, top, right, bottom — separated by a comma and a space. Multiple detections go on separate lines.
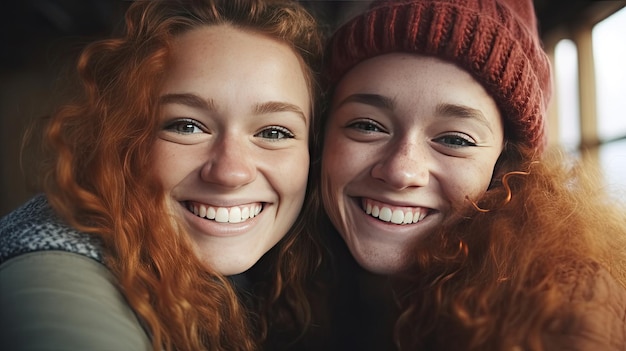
0, 196, 151, 350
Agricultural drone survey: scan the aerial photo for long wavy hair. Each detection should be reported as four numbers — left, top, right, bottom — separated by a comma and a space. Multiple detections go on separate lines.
393, 143, 626, 350
37, 0, 323, 350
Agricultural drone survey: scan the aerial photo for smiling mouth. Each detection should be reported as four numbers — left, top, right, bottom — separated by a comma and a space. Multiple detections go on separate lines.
185, 201, 263, 223
361, 198, 429, 225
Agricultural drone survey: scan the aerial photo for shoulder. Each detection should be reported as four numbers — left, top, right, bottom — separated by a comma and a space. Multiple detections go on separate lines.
0, 251, 152, 350
544, 262, 626, 350
0, 195, 103, 264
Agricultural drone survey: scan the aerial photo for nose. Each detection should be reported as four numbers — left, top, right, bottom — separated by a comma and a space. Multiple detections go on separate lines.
200, 134, 256, 188
370, 137, 429, 189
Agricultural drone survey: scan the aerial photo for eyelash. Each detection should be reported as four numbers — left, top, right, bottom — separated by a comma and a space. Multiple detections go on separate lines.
163, 119, 295, 141
163, 118, 206, 134
344, 116, 477, 149
433, 133, 477, 148
346, 119, 386, 133
256, 126, 295, 140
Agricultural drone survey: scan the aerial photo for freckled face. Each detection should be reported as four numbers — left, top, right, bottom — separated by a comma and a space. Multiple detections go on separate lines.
322, 54, 504, 274
152, 25, 311, 275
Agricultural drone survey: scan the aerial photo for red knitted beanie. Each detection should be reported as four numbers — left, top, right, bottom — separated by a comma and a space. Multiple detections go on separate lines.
326, 0, 552, 152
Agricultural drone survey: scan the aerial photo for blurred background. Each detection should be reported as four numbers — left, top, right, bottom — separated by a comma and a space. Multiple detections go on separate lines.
1, 0, 625, 216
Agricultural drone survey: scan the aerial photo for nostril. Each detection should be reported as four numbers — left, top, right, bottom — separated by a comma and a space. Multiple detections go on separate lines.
199, 157, 257, 187
370, 158, 429, 190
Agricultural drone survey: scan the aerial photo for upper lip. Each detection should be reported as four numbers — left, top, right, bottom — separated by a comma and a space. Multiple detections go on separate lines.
351, 195, 435, 210
183, 198, 268, 208
182, 200, 266, 207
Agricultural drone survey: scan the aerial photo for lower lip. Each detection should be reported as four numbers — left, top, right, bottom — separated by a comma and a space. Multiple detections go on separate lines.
180, 202, 262, 237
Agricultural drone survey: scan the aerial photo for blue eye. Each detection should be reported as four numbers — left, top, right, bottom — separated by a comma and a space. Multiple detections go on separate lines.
163, 118, 205, 135
434, 134, 476, 148
255, 126, 294, 140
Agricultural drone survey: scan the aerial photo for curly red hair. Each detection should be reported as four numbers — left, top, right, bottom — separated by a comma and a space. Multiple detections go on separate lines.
38, 0, 323, 350
393, 144, 626, 350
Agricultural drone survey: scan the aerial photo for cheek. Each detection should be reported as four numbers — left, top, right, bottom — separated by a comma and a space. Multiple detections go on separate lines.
321, 134, 363, 184
321, 170, 346, 235
266, 148, 310, 200
444, 160, 498, 205
321, 141, 350, 197
321, 145, 346, 219
151, 141, 195, 191
320, 140, 366, 224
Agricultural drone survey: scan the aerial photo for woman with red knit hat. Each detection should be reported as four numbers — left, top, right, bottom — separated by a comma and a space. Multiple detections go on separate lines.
314, 0, 626, 349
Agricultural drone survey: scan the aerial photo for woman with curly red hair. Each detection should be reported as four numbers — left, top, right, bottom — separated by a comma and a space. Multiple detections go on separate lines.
316, 0, 626, 349
0, 0, 323, 350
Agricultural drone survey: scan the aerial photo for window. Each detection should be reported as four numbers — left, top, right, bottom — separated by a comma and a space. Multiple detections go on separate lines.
549, 5, 626, 200
593, 7, 626, 196
593, 7, 626, 142
554, 39, 581, 153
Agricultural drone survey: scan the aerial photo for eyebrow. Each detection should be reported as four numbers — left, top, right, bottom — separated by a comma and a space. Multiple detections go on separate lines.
254, 101, 307, 122
435, 103, 494, 132
159, 93, 216, 110
159, 93, 306, 122
333, 93, 396, 111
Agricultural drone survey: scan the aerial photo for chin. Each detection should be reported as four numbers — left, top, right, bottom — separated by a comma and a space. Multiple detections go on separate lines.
217, 263, 256, 276
222, 266, 254, 276
351, 246, 411, 275
201, 255, 259, 276
359, 260, 410, 275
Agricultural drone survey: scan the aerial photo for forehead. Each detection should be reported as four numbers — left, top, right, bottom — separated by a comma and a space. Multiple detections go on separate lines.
162, 25, 311, 112
336, 53, 478, 92
334, 54, 498, 110
169, 25, 300, 76
331, 54, 504, 137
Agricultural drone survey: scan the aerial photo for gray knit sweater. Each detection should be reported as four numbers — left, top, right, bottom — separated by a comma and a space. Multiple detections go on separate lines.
0, 194, 103, 265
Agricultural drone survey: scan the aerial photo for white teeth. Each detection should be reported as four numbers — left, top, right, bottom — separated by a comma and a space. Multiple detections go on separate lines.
403, 211, 412, 224
412, 211, 420, 223
229, 207, 242, 223
390, 209, 404, 224
379, 207, 392, 222
207, 206, 216, 220
188, 202, 262, 223
361, 199, 428, 225
372, 206, 380, 217
215, 208, 229, 223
